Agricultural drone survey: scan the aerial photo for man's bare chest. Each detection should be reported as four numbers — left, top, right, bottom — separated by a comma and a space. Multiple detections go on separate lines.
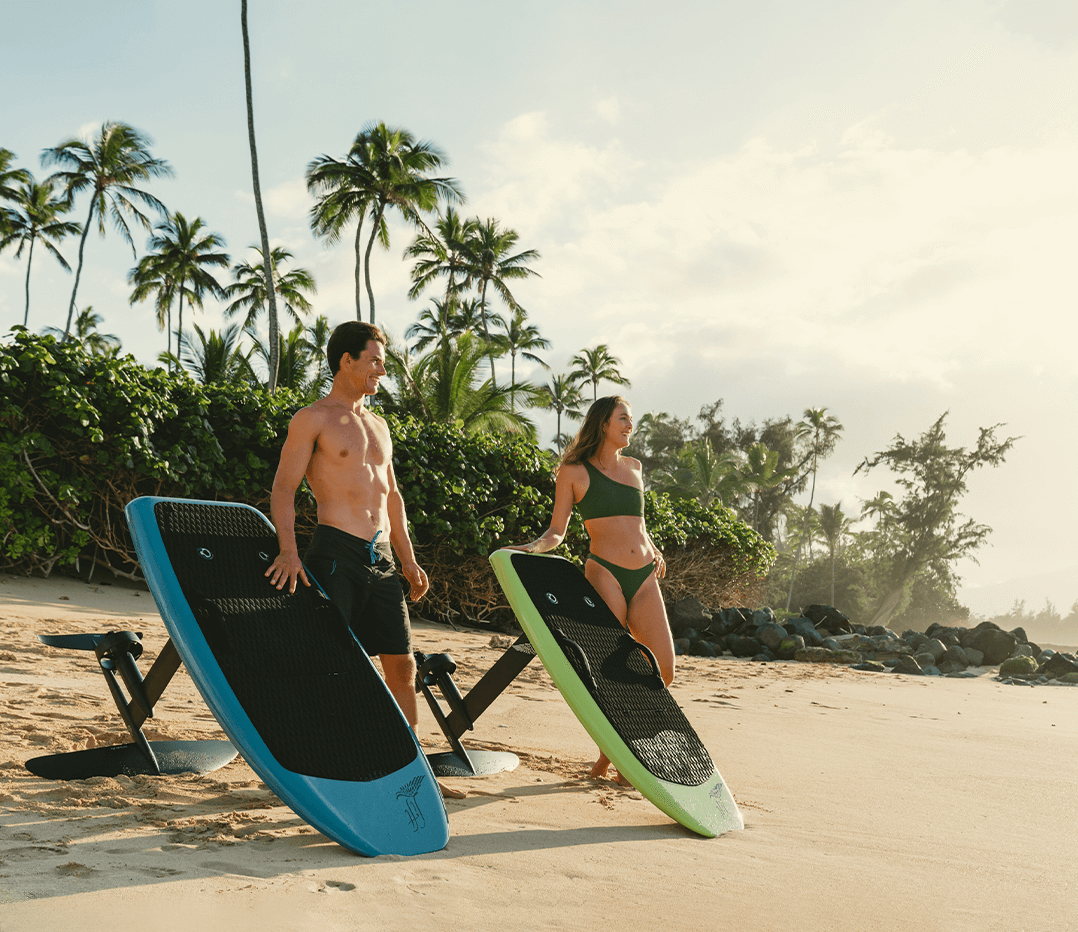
313, 416, 390, 470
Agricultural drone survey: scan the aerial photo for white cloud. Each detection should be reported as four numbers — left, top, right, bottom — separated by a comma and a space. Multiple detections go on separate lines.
471, 117, 1078, 391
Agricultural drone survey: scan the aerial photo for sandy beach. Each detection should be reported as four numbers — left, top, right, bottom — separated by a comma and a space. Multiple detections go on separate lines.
1, 570, 1075, 932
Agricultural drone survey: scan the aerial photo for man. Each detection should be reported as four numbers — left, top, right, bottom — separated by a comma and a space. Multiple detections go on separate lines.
266, 320, 428, 727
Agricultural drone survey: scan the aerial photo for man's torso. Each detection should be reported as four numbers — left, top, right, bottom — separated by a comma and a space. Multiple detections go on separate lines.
304, 399, 393, 540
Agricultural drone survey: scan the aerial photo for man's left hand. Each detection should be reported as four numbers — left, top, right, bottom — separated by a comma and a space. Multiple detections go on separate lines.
401, 561, 429, 601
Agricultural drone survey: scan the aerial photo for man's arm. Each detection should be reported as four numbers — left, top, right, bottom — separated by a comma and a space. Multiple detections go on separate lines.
266, 408, 318, 593
385, 460, 429, 602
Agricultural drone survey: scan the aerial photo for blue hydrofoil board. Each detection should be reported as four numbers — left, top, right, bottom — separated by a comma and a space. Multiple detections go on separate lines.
125, 496, 448, 856
490, 550, 743, 837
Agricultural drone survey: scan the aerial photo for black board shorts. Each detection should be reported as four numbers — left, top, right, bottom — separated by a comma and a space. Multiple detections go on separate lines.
304, 525, 412, 657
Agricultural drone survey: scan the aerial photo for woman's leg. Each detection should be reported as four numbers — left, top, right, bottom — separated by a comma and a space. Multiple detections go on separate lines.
584, 557, 629, 779
624, 573, 675, 687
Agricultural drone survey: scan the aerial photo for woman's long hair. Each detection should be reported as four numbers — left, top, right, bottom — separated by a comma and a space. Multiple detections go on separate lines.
560, 395, 629, 468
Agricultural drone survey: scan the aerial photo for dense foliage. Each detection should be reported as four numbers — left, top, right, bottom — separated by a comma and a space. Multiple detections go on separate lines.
0, 330, 774, 623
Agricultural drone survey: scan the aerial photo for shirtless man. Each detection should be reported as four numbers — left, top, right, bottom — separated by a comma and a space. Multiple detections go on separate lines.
265, 321, 428, 727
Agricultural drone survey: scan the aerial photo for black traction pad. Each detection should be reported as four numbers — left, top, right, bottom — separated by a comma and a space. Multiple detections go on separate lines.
153, 500, 417, 783
511, 552, 715, 787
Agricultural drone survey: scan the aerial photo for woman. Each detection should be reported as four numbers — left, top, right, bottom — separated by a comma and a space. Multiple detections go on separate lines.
508, 396, 674, 780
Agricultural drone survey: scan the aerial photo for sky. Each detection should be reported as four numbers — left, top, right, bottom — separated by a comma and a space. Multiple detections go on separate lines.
2, 0, 1076, 616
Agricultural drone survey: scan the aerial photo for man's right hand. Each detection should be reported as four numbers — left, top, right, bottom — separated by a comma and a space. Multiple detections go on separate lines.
265, 552, 310, 594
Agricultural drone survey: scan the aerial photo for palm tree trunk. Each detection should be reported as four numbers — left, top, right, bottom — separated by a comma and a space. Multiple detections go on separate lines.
364, 200, 386, 324
353, 218, 364, 321
785, 455, 818, 612
176, 277, 186, 367
479, 279, 496, 387
510, 351, 516, 412
241, 0, 280, 391
22, 235, 34, 326
64, 198, 95, 340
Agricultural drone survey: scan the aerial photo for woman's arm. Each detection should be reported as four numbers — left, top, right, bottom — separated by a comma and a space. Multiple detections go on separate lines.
503, 466, 581, 553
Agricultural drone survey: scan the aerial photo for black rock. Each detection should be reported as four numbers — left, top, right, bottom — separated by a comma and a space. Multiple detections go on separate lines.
803, 604, 852, 633
668, 597, 712, 630
728, 635, 761, 658
689, 640, 718, 658
942, 644, 970, 667
1009, 626, 1029, 644
785, 616, 824, 647
968, 627, 1019, 665
904, 632, 930, 652
776, 634, 805, 660
752, 607, 777, 627
1041, 652, 1078, 678
893, 655, 924, 676
755, 623, 789, 652
852, 662, 886, 673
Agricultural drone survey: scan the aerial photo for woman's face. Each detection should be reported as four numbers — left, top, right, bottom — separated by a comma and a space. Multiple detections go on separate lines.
603, 402, 633, 449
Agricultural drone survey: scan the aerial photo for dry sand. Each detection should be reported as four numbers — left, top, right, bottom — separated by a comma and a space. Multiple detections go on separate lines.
1, 571, 1075, 932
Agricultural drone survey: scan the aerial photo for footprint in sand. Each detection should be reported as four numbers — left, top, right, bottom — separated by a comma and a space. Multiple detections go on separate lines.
56, 862, 96, 878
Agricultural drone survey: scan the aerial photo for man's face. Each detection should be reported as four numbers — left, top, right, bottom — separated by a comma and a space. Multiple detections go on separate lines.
345, 340, 386, 396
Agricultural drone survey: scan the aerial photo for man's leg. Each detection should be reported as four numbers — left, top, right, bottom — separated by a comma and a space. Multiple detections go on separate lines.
380, 653, 419, 728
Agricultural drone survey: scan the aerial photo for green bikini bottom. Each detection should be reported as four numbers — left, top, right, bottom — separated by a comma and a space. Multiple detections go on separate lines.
586, 553, 657, 605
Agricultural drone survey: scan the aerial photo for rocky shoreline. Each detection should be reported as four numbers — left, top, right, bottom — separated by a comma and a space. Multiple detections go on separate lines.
667, 599, 1078, 687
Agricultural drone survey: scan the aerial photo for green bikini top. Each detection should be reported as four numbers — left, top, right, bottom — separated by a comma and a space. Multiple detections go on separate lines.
576, 460, 645, 521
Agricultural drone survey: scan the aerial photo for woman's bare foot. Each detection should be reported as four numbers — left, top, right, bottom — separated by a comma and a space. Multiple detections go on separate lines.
589, 753, 630, 785
589, 751, 612, 779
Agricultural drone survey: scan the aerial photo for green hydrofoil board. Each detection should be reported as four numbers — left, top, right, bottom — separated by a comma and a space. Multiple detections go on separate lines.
490, 550, 743, 838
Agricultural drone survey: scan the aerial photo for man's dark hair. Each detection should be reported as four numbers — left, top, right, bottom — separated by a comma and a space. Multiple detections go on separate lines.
327, 321, 387, 376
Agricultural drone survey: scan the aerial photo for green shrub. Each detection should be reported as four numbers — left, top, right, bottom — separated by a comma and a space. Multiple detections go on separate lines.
0, 328, 775, 621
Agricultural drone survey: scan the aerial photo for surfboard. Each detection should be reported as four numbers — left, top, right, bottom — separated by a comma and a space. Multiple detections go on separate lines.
489, 549, 743, 837
125, 496, 448, 856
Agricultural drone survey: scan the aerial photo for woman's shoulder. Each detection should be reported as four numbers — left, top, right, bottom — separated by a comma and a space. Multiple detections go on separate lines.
558, 461, 589, 481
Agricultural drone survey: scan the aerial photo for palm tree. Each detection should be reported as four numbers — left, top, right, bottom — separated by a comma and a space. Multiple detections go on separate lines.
405, 298, 458, 353
741, 442, 796, 534
304, 314, 334, 395
394, 332, 538, 436
653, 440, 745, 508
240, 0, 282, 391
459, 217, 540, 385
1, 178, 80, 326
818, 502, 851, 605
405, 207, 479, 306
44, 306, 120, 356
225, 246, 316, 330
41, 121, 173, 340
0, 148, 32, 235
245, 321, 320, 395
569, 344, 631, 402
178, 323, 254, 386
381, 332, 431, 420
450, 296, 492, 337
312, 122, 463, 326
128, 212, 229, 365
306, 148, 378, 321
786, 406, 844, 611
540, 373, 585, 451
489, 307, 550, 411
